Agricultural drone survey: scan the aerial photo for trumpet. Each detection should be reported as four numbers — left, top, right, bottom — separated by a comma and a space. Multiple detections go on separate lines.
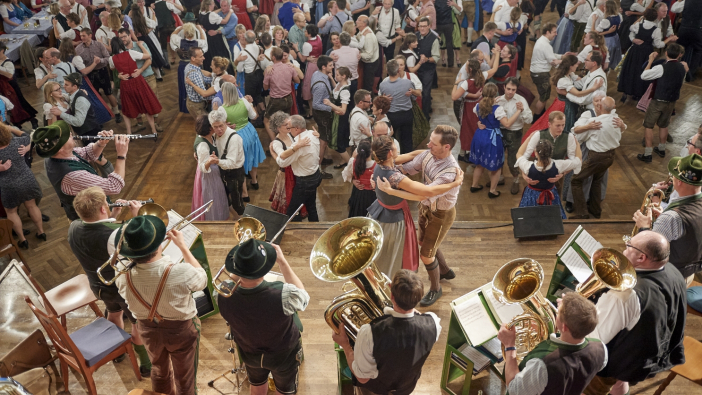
96, 200, 214, 285
108, 198, 154, 207
73, 133, 158, 141
213, 204, 303, 297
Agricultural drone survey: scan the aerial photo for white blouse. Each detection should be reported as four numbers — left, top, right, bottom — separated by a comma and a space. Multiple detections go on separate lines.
342, 157, 374, 182
333, 81, 351, 104
196, 140, 217, 173
107, 50, 144, 69
515, 157, 582, 177
473, 104, 507, 120
43, 98, 69, 119
169, 34, 208, 53
400, 71, 422, 91
557, 75, 577, 92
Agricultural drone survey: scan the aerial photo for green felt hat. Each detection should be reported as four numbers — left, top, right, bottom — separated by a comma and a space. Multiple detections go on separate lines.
63, 72, 82, 87
668, 154, 702, 187
224, 238, 277, 279
182, 12, 196, 22
115, 215, 167, 258
32, 120, 71, 158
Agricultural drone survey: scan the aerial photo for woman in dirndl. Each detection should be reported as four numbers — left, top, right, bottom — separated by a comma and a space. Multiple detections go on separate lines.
192, 115, 230, 220
370, 135, 464, 279
469, 83, 523, 198
268, 111, 309, 218
342, 139, 376, 217
0, 0, 22, 33
596, 0, 622, 70
199, 0, 234, 72
395, 54, 429, 149
220, 82, 265, 200
439, 2, 462, 67
301, 24, 323, 118
171, 22, 208, 113
326, 66, 351, 166
0, 43, 38, 129
515, 139, 581, 218
618, 9, 663, 102
452, 60, 485, 163
551, 0, 575, 54
130, 3, 168, 78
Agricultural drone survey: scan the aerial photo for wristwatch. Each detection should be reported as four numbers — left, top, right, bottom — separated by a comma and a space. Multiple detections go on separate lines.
505, 346, 517, 352
117, 155, 126, 160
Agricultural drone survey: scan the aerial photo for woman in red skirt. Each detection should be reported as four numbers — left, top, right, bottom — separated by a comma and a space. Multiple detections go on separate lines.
451, 59, 485, 163
108, 37, 162, 135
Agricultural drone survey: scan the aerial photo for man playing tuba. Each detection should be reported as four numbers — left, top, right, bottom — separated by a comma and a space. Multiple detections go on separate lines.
331, 269, 441, 395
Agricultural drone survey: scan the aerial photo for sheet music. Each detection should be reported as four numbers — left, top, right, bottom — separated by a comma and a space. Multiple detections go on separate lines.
575, 229, 603, 257
480, 337, 503, 360
561, 247, 593, 283
458, 343, 492, 371
161, 210, 202, 264
264, 271, 285, 283
480, 283, 524, 325
558, 225, 584, 256
453, 295, 498, 346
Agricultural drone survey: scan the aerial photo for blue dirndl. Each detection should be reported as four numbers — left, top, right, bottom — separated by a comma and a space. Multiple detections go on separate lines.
469, 127, 504, 171
551, 16, 574, 55
81, 79, 113, 125
238, 122, 266, 173
519, 185, 567, 219
178, 60, 189, 113
236, 71, 245, 93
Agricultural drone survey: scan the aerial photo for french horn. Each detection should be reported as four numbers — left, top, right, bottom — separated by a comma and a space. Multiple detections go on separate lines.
311, 217, 391, 344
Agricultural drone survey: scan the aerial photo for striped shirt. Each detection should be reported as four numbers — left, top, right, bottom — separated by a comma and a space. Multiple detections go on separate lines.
115, 255, 208, 321
61, 144, 125, 196
653, 193, 702, 241
401, 150, 460, 210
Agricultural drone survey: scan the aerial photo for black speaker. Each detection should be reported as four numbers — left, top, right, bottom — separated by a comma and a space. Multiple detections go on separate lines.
243, 205, 291, 242
511, 206, 564, 239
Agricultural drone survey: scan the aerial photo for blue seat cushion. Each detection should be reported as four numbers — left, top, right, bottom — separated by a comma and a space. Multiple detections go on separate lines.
687, 286, 702, 314
69, 317, 132, 367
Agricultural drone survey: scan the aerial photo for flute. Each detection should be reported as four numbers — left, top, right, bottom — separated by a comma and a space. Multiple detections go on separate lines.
73, 134, 158, 141
108, 198, 154, 207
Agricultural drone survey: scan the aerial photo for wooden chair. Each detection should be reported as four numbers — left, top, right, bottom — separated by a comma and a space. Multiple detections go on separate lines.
14, 62, 29, 86
687, 281, 702, 318
17, 260, 103, 328
0, 218, 26, 264
128, 390, 167, 395
653, 336, 702, 394
24, 296, 142, 395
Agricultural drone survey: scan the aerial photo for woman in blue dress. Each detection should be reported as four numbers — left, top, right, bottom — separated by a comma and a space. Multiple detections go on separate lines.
0, 0, 22, 33
551, 0, 575, 54
515, 138, 582, 218
469, 82, 524, 198
596, 0, 622, 70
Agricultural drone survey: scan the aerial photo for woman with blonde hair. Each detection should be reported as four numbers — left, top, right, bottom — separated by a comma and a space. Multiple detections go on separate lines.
272, 25, 289, 47
42, 81, 68, 125
185, 56, 237, 104
342, 20, 363, 48
596, 0, 622, 69
253, 14, 272, 39
171, 22, 208, 112
0, 122, 45, 249
469, 82, 524, 198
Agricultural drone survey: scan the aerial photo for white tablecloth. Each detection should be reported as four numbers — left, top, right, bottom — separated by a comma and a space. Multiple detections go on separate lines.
2, 34, 41, 62
12, 10, 53, 37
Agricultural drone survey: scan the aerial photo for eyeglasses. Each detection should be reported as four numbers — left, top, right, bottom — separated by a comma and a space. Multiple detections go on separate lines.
361, 100, 371, 104
625, 242, 647, 257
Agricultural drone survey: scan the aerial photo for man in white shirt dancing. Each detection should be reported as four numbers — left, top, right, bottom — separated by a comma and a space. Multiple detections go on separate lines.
530, 23, 562, 117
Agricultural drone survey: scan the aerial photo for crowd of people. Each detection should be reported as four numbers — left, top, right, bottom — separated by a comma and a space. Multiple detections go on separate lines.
1, 0, 702, 393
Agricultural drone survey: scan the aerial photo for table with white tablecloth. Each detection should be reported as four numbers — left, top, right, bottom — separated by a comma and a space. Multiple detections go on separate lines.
1, 34, 41, 62
11, 10, 53, 37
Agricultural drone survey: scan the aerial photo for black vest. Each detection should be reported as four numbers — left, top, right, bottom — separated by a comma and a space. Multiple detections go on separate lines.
217, 281, 300, 355
434, 0, 453, 25
56, 12, 70, 32
528, 161, 559, 190
69, 90, 100, 136
680, 0, 702, 29
355, 314, 437, 395
417, 33, 437, 74
668, 195, 702, 277
154, 1, 175, 29
44, 155, 97, 221
599, 264, 687, 384
67, 220, 121, 292
520, 337, 606, 395
653, 61, 686, 102
470, 35, 493, 53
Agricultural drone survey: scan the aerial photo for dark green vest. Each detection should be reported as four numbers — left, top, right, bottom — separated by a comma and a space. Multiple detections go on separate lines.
539, 129, 569, 160
193, 136, 218, 156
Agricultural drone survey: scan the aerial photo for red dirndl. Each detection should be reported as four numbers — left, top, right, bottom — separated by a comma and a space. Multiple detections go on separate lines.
459, 79, 481, 151
233, 0, 252, 29
111, 52, 162, 119
0, 76, 30, 125
259, 0, 274, 15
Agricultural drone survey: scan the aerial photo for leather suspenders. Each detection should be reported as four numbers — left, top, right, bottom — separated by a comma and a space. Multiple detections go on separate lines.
126, 264, 175, 323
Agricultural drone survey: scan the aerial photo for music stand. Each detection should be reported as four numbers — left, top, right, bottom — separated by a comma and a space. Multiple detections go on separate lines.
207, 322, 248, 393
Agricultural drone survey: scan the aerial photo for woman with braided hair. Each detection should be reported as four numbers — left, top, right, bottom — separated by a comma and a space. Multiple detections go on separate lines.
342, 139, 375, 217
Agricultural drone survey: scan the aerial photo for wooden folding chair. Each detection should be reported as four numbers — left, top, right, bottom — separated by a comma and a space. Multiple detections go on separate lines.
0, 218, 26, 264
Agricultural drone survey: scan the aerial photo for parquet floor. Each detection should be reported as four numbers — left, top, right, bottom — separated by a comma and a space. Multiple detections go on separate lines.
3, 5, 702, 394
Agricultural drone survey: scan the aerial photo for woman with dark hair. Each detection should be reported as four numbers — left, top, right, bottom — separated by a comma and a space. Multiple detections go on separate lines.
490, 44, 535, 104
343, 139, 376, 217
577, 31, 609, 69
618, 8, 664, 102
199, 0, 234, 72
269, 111, 309, 218
0, 123, 45, 249
300, 24, 322, 118
371, 95, 392, 133
452, 59, 485, 162
109, 37, 161, 134
0, 0, 21, 33
192, 115, 230, 220
0, 42, 38, 129
58, 38, 114, 126
399, 33, 420, 73
395, 54, 429, 148
130, 5, 168, 78
515, 138, 582, 218
325, 66, 352, 167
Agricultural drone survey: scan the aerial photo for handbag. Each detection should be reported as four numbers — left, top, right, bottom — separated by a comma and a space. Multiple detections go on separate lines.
12, 365, 63, 395
0, 330, 56, 377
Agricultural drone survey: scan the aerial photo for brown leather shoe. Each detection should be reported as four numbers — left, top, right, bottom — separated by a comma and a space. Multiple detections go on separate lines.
569, 214, 590, 220
511, 181, 520, 195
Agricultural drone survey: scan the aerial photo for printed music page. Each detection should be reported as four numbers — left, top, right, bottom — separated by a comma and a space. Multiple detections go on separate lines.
575, 229, 603, 257
558, 225, 583, 256
452, 294, 498, 346
561, 247, 594, 284
161, 211, 202, 264
480, 283, 524, 325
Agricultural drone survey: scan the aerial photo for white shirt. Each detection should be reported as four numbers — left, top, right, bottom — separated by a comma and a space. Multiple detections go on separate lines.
572, 109, 622, 152
376, 7, 401, 39
357, 27, 379, 63
215, 127, 245, 169
241, 43, 262, 73
276, 129, 321, 176
496, 94, 533, 131
671, 0, 684, 13
0, 59, 15, 76
399, 71, 422, 91
95, 25, 116, 48
585, 7, 605, 33
629, 20, 664, 49
523, 130, 578, 160
342, 157, 374, 182
169, 32, 208, 52
196, 140, 216, 173
107, 49, 144, 69
590, 286, 643, 344
570, 0, 595, 23
657, 17, 673, 39
352, 307, 441, 379
72, 2, 90, 28
349, 107, 371, 147
630, 0, 653, 12
231, 41, 244, 72
156, 0, 183, 15
515, 156, 582, 176
577, 44, 610, 64
596, 13, 622, 31
493, 3, 514, 29
568, 67, 607, 109
641, 60, 685, 82
530, 35, 562, 73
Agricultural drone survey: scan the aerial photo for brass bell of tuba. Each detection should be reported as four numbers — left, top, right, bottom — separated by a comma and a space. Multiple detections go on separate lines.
492, 258, 557, 363
576, 248, 636, 298
311, 217, 391, 344
212, 217, 267, 297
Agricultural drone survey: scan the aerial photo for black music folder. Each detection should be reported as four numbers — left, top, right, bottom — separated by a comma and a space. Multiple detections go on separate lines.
511, 206, 564, 239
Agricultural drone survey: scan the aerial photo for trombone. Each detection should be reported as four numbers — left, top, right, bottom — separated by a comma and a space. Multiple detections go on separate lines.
96, 200, 214, 285
213, 204, 303, 297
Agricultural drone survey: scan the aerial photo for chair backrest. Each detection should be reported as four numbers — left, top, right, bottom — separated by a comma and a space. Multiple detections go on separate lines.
0, 218, 18, 253
17, 263, 60, 316
24, 296, 83, 364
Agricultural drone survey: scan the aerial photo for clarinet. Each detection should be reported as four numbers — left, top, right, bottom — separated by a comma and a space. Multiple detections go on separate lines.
73, 134, 158, 141
108, 198, 155, 207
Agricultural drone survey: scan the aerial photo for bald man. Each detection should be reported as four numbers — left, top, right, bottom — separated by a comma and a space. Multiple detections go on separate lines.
569, 96, 623, 219
584, 231, 686, 395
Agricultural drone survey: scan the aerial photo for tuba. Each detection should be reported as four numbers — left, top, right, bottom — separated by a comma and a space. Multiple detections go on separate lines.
311, 217, 391, 344
576, 248, 636, 298
212, 217, 267, 297
492, 259, 557, 363
629, 187, 667, 237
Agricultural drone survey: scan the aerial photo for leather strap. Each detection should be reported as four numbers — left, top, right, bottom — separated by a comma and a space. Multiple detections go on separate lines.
126, 264, 175, 322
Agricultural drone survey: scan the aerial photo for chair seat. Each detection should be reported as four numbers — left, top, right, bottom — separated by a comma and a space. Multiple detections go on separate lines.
70, 318, 131, 367
44, 274, 98, 317
672, 336, 702, 383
